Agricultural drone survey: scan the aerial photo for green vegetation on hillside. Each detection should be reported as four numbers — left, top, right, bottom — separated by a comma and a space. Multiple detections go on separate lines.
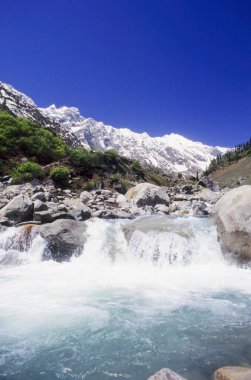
0, 111, 172, 191
12, 161, 45, 184
0, 111, 67, 164
205, 138, 251, 176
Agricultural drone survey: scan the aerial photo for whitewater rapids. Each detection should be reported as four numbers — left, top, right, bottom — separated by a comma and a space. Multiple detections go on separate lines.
0, 216, 251, 380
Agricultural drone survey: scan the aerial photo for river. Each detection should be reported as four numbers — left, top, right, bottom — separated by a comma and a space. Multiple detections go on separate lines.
0, 216, 251, 379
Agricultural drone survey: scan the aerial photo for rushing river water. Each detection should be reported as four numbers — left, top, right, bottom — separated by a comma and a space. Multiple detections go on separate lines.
0, 216, 251, 380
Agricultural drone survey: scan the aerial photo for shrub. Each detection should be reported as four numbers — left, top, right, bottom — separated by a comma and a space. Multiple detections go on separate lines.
12, 161, 44, 184
69, 148, 90, 170
118, 179, 131, 194
104, 149, 118, 164
111, 172, 121, 182
50, 166, 70, 185
0, 111, 67, 164
131, 160, 144, 177
147, 173, 170, 187
84, 180, 96, 191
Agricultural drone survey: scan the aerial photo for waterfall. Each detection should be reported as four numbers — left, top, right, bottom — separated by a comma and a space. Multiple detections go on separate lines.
0, 216, 251, 380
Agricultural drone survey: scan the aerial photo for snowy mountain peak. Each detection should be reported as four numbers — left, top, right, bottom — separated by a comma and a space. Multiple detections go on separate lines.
0, 82, 229, 175
40, 105, 85, 129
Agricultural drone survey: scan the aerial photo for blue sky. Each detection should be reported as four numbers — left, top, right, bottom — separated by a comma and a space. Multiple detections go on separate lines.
1, 0, 250, 146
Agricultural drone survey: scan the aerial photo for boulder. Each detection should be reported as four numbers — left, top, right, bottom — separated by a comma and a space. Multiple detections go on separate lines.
40, 219, 87, 262
181, 184, 194, 194
154, 204, 170, 214
80, 191, 93, 203
197, 188, 222, 204
214, 366, 251, 380
125, 183, 170, 207
31, 192, 46, 202
169, 203, 178, 213
192, 202, 209, 216
34, 200, 48, 212
173, 194, 188, 201
147, 368, 187, 380
211, 185, 251, 262
70, 203, 92, 221
92, 209, 131, 219
34, 210, 75, 224
0, 194, 34, 224
199, 177, 220, 192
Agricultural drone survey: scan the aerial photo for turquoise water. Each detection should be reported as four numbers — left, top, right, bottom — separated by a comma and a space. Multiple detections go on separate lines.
0, 217, 251, 380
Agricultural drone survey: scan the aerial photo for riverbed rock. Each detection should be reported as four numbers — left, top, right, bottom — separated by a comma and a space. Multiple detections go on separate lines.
34, 200, 48, 212
40, 219, 87, 262
69, 203, 92, 221
192, 201, 208, 216
214, 366, 251, 380
80, 191, 93, 203
211, 185, 251, 262
197, 188, 222, 204
126, 183, 170, 207
31, 192, 46, 202
34, 210, 75, 224
154, 204, 170, 214
147, 368, 187, 380
0, 194, 34, 224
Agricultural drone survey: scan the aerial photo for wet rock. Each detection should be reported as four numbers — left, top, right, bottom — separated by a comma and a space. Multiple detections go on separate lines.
0, 194, 34, 224
147, 368, 187, 380
126, 183, 170, 207
192, 202, 208, 216
70, 203, 92, 221
40, 219, 87, 262
214, 366, 251, 380
211, 185, 251, 262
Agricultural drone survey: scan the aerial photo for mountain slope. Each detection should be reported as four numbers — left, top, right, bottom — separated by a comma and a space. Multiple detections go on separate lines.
0, 82, 80, 148
41, 104, 228, 175
0, 82, 228, 175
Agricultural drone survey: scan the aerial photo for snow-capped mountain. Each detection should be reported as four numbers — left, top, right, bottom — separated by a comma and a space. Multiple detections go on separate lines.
0, 82, 228, 175
40, 104, 228, 175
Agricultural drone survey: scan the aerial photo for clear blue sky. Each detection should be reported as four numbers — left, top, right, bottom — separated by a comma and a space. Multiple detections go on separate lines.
1, 0, 250, 146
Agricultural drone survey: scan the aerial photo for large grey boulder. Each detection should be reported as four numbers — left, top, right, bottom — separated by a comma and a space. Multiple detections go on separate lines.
70, 203, 92, 221
147, 368, 187, 380
40, 219, 87, 262
0, 194, 34, 224
125, 183, 170, 207
211, 185, 251, 262
197, 188, 222, 204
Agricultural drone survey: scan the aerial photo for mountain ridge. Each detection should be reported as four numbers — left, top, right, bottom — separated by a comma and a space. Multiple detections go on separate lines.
0, 82, 229, 176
